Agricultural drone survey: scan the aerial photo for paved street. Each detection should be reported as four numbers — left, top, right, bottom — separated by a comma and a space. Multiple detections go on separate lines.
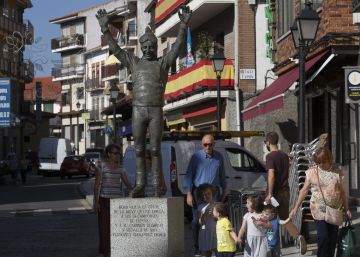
0, 173, 98, 257
1, 173, 359, 257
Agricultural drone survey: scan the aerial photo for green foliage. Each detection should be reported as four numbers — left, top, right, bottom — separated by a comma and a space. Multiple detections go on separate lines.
195, 31, 213, 60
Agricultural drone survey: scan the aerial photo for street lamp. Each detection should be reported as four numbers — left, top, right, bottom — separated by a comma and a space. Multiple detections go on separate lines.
76, 101, 81, 154
110, 84, 119, 143
211, 48, 226, 132
290, 0, 320, 143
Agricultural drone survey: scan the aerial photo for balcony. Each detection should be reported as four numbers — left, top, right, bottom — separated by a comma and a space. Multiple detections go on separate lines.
23, 59, 34, 83
354, 0, 360, 12
101, 33, 137, 49
51, 34, 86, 53
102, 64, 120, 81
155, 0, 234, 37
52, 64, 85, 81
90, 108, 104, 121
0, 14, 25, 35
24, 19, 34, 45
164, 59, 234, 105
87, 78, 105, 91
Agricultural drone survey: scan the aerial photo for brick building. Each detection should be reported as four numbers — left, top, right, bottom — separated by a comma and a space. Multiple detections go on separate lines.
243, 0, 360, 198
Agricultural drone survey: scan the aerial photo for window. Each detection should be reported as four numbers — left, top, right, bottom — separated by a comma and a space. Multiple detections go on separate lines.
277, 0, 295, 37
77, 87, 84, 99
225, 148, 260, 172
301, 0, 322, 10
64, 126, 71, 140
61, 92, 70, 106
44, 103, 52, 112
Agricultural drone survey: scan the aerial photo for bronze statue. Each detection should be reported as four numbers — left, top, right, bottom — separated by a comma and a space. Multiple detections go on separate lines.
96, 6, 191, 197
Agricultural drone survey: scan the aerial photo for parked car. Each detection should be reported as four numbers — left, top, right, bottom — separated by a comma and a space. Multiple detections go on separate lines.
60, 155, 91, 179
38, 137, 72, 175
123, 140, 267, 220
83, 152, 102, 176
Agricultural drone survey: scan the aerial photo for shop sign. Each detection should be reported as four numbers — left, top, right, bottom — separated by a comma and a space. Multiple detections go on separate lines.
0, 78, 10, 127
344, 66, 360, 104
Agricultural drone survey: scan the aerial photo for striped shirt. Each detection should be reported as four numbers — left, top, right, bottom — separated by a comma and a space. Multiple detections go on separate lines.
99, 163, 123, 198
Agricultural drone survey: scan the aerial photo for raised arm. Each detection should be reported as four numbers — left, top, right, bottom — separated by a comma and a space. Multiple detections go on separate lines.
96, 9, 129, 67
165, 5, 191, 67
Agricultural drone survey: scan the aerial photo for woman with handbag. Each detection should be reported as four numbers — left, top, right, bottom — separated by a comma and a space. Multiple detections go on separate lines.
289, 147, 352, 257
91, 144, 133, 257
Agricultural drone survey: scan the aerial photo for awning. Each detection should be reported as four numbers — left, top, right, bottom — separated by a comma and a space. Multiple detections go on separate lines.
242, 50, 329, 121
183, 106, 216, 118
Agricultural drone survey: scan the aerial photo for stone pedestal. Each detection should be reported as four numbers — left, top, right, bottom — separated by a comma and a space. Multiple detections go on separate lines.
110, 197, 184, 257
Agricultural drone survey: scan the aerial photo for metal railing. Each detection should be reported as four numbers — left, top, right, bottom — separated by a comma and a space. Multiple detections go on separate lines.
0, 14, 25, 34
52, 63, 85, 79
24, 59, 34, 83
101, 64, 119, 78
24, 19, 33, 44
51, 34, 85, 50
87, 78, 105, 90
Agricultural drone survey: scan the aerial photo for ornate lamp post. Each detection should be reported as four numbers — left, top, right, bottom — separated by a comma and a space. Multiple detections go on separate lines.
110, 84, 119, 143
76, 101, 81, 154
290, 0, 320, 143
211, 48, 226, 132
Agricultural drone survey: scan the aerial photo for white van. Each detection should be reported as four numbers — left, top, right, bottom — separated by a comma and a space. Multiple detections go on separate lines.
123, 140, 267, 218
38, 137, 72, 175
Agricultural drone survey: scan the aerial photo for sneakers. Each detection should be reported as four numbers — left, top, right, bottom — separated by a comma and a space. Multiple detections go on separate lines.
296, 235, 307, 255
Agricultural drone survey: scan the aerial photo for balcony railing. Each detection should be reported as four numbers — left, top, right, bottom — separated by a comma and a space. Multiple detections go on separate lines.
24, 19, 34, 44
87, 78, 105, 90
90, 108, 104, 121
52, 64, 85, 80
24, 59, 34, 83
101, 33, 136, 48
164, 59, 234, 102
0, 14, 25, 35
101, 64, 119, 79
51, 34, 86, 51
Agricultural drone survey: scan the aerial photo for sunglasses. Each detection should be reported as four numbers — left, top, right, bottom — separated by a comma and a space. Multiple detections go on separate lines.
203, 143, 213, 148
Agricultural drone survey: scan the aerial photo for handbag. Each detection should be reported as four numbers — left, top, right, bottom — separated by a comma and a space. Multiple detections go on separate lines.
316, 167, 343, 226
337, 218, 360, 257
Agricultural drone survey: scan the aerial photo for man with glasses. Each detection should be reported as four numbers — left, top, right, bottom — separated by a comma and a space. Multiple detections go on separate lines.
183, 134, 226, 255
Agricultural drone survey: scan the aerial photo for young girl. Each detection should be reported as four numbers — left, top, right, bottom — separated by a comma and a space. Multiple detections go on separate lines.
238, 195, 267, 257
213, 203, 238, 257
197, 183, 217, 257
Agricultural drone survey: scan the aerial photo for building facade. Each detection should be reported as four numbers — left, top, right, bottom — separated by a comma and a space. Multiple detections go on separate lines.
243, 0, 360, 198
0, 0, 34, 160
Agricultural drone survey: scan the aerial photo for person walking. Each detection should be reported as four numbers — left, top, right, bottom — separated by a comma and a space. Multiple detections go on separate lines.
213, 203, 238, 257
238, 195, 268, 257
7, 151, 18, 184
183, 134, 227, 255
289, 147, 352, 257
91, 144, 133, 257
264, 132, 290, 220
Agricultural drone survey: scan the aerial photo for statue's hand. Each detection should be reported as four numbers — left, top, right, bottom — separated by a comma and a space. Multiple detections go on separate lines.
96, 9, 109, 32
178, 5, 191, 25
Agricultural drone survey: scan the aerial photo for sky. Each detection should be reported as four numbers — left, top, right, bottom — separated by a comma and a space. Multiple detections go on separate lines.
24, 0, 106, 77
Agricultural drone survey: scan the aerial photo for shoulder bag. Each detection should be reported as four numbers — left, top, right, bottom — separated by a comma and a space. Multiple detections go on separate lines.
316, 167, 343, 226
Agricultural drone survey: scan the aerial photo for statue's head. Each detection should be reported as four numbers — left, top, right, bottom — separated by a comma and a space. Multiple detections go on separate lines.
139, 27, 157, 60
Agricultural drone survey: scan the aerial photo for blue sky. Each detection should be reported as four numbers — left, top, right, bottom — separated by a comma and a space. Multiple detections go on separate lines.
24, 0, 106, 77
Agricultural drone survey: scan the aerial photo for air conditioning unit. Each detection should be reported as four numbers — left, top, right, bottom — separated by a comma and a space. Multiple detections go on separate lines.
248, 0, 256, 5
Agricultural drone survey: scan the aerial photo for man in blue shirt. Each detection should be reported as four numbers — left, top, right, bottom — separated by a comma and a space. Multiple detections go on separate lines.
183, 134, 227, 255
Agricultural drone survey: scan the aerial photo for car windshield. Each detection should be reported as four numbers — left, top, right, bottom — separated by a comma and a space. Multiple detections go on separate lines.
84, 153, 99, 159
225, 148, 257, 171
